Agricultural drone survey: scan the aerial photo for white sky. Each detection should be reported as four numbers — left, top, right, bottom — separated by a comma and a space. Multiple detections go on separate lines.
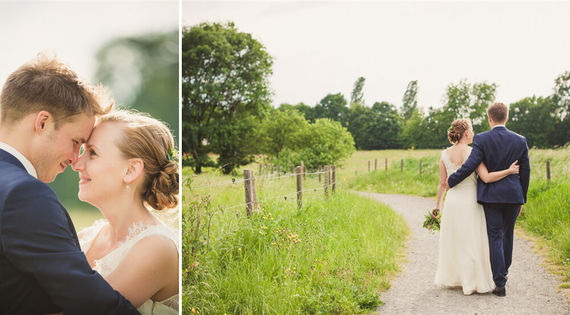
0, 0, 178, 89
183, 1, 570, 110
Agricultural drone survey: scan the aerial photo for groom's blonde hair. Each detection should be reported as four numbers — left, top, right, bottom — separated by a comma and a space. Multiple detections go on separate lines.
0, 53, 113, 128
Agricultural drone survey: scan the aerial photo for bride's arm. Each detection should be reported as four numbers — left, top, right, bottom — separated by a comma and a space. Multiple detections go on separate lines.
104, 236, 179, 308
476, 160, 519, 183
435, 159, 448, 212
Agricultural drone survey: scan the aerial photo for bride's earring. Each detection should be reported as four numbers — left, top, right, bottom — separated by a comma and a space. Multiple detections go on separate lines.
126, 184, 130, 191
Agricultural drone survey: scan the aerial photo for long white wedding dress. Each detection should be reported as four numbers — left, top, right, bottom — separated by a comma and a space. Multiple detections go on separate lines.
80, 220, 179, 314
434, 147, 495, 295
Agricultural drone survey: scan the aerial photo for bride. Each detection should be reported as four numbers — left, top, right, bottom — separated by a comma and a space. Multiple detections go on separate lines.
72, 110, 179, 314
434, 118, 519, 295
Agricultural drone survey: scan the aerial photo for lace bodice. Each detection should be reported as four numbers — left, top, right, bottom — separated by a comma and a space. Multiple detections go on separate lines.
79, 219, 179, 314
441, 146, 477, 186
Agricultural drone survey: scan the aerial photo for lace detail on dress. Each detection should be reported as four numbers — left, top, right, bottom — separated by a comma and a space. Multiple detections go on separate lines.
441, 146, 476, 185
79, 220, 179, 314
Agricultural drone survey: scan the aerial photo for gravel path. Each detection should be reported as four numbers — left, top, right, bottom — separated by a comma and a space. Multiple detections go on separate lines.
355, 192, 569, 315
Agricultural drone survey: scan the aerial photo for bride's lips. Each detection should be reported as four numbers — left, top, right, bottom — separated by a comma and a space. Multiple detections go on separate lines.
79, 176, 91, 185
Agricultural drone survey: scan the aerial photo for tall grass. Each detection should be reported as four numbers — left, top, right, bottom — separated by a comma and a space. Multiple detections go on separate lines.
183, 167, 408, 314
345, 147, 570, 287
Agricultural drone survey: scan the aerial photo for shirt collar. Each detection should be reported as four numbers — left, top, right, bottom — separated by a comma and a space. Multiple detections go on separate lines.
0, 142, 38, 178
492, 124, 506, 129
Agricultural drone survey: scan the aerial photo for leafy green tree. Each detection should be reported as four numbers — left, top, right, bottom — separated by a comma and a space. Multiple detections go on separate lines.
258, 108, 309, 160
313, 93, 349, 126
346, 103, 372, 149
508, 96, 560, 148
365, 102, 403, 149
400, 109, 432, 149
444, 80, 496, 134
552, 71, 570, 145
278, 102, 316, 122
350, 76, 366, 106
182, 22, 273, 174
295, 118, 355, 169
401, 80, 418, 120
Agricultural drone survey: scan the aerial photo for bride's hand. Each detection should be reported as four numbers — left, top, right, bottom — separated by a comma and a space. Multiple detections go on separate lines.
508, 160, 520, 175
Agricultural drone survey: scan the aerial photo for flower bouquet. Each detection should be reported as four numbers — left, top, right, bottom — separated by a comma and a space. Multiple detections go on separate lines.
423, 208, 441, 232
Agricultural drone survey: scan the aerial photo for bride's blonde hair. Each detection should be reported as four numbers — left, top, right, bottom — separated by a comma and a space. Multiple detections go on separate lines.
98, 109, 178, 210
448, 118, 471, 144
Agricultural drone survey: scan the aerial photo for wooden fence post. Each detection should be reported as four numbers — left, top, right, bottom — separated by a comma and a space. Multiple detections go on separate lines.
419, 160, 423, 177
375, 159, 377, 170
368, 160, 371, 172
324, 165, 330, 198
401, 159, 403, 172
385, 158, 388, 171
277, 165, 281, 178
332, 165, 336, 193
243, 170, 253, 216
251, 171, 259, 210
296, 166, 303, 209
546, 161, 551, 181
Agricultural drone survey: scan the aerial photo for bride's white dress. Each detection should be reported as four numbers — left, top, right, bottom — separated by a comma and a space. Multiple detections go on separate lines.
434, 147, 495, 295
80, 220, 179, 314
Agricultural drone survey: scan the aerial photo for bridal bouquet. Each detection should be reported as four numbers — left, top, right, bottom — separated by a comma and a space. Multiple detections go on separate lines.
423, 208, 441, 232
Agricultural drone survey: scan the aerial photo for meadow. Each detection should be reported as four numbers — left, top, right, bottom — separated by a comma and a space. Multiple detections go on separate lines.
183, 146, 569, 313
346, 147, 570, 288
182, 165, 408, 314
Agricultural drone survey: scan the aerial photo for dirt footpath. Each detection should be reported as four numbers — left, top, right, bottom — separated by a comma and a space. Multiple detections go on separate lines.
356, 192, 569, 315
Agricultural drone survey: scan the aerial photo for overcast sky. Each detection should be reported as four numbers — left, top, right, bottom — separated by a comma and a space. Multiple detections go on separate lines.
0, 0, 178, 89
184, 1, 570, 110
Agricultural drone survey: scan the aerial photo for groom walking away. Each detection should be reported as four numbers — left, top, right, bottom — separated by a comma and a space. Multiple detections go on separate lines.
448, 102, 531, 297
0, 56, 139, 314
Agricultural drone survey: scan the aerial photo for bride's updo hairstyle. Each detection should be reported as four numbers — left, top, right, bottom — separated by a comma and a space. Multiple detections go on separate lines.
447, 118, 471, 144
98, 110, 178, 210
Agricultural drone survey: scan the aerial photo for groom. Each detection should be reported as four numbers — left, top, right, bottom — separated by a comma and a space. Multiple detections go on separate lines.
448, 102, 530, 297
0, 56, 139, 314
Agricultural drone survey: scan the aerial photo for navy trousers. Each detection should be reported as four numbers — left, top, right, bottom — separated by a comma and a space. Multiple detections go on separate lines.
483, 203, 520, 288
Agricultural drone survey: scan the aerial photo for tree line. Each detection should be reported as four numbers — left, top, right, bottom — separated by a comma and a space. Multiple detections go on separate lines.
183, 22, 570, 175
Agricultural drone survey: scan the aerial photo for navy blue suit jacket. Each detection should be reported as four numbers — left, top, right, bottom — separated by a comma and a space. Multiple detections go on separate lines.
0, 149, 140, 315
447, 126, 530, 205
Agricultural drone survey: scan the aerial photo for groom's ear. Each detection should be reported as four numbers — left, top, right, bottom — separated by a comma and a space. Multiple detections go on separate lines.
33, 111, 53, 134
123, 158, 145, 184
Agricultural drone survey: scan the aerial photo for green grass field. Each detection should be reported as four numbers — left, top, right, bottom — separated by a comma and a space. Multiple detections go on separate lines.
183, 165, 408, 314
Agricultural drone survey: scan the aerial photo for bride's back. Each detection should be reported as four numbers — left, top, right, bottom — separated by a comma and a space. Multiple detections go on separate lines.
442, 145, 477, 185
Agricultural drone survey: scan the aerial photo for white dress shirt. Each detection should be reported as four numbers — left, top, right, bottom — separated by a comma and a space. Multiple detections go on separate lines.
0, 142, 38, 178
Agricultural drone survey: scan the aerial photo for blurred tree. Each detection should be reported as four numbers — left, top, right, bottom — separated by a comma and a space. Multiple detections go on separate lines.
182, 22, 273, 174
350, 76, 366, 107
552, 71, 570, 145
346, 103, 372, 149
313, 93, 349, 126
508, 96, 560, 148
49, 30, 178, 209
364, 102, 403, 149
401, 80, 418, 120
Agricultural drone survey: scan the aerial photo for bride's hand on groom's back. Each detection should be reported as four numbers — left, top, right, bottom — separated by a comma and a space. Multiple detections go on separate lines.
508, 160, 520, 175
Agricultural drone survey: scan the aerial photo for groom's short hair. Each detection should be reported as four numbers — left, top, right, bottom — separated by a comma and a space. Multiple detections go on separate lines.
0, 54, 113, 129
487, 102, 508, 123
